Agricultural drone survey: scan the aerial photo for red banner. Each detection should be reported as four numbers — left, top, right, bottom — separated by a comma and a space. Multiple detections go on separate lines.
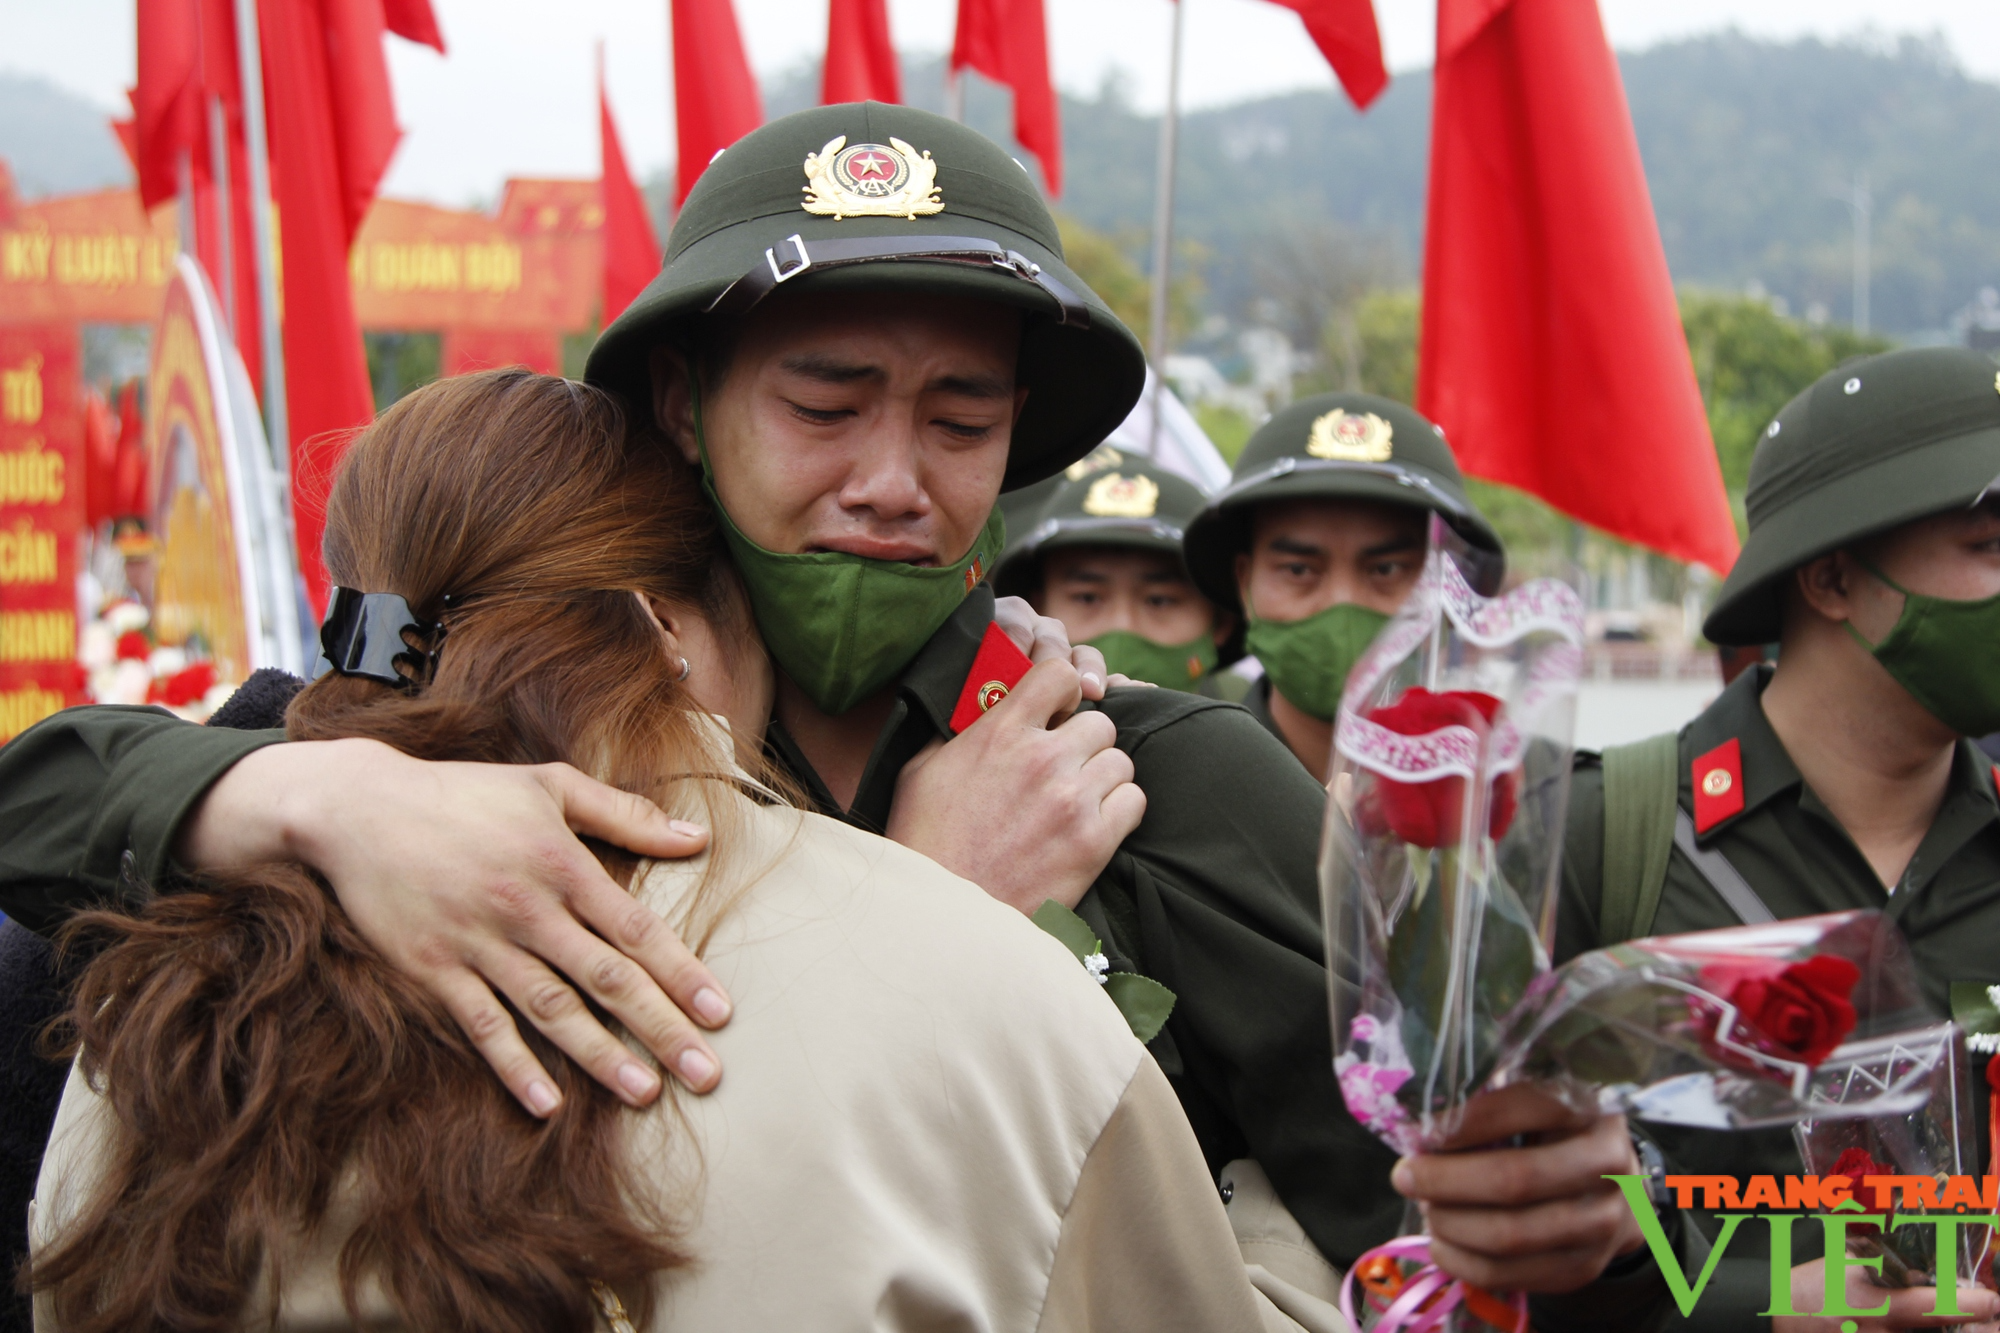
0, 173, 602, 337
0, 322, 85, 740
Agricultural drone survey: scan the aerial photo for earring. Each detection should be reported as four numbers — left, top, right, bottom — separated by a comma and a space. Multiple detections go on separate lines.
677, 655, 692, 682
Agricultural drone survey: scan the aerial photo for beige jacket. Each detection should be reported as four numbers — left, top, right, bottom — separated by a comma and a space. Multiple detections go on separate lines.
34, 729, 1348, 1332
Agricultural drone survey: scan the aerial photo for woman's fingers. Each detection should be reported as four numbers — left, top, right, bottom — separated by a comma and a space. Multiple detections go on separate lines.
269, 742, 730, 1113
476, 943, 676, 1106
427, 964, 566, 1117
531, 879, 725, 1092
539, 761, 713, 860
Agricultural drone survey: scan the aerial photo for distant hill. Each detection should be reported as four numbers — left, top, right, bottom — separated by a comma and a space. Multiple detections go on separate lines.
0, 74, 131, 198
770, 32, 2000, 338
13, 30, 1999, 337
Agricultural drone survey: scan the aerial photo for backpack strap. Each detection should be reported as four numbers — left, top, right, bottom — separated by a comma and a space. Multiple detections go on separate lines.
1670, 809, 1775, 925
1598, 732, 1681, 944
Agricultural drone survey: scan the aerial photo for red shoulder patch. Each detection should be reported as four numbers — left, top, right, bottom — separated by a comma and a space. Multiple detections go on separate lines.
1691, 737, 1745, 835
949, 621, 1034, 734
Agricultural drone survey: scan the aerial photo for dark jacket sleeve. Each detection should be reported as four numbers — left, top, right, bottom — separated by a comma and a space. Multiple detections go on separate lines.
1093, 690, 1404, 1269
0, 705, 281, 934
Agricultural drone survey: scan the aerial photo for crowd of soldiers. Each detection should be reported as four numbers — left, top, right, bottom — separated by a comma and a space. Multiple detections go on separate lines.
6, 100, 2000, 1333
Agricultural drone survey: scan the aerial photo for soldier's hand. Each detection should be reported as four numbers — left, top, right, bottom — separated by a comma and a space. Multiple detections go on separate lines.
1775, 1259, 2000, 1331
1392, 1084, 1645, 1294
178, 738, 735, 1119
993, 594, 1110, 702
887, 657, 1146, 913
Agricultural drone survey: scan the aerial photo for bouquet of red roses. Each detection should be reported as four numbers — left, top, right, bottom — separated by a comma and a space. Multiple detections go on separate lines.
1323, 517, 1585, 1159
1322, 523, 1951, 1333
1495, 910, 1941, 1131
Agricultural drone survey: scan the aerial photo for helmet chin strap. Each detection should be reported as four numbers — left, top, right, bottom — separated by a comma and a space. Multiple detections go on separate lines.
704, 233, 1090, 328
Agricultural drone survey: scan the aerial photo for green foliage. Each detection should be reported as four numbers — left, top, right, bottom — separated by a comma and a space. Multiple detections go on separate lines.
1055, 214, 1150, 339
1679, 291, 1891, 494
1195, 403, 1256, 464
1353, 290, 1421, 404
1464, 478, 1574, 579
1290, 286, 1899, 577
561, 331, 595, 381
1055, 213, 1201, 349
363, 332, 441, 413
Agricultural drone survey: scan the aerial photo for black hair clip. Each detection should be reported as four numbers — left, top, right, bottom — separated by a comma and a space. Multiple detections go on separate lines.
313, 587, 444, 691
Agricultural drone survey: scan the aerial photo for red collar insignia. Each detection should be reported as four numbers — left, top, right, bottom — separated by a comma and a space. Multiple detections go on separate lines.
949, 621, 1033, 734
1692, 738, 1745, 834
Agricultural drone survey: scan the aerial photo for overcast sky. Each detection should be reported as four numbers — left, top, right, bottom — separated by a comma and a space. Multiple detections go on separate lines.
4, 0, 1998, 206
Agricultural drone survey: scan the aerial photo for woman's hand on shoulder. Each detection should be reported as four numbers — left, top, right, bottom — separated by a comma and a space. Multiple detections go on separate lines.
177, 738, 735, 1118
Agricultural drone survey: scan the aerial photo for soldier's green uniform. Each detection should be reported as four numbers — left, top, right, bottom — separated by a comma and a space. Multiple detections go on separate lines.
1546, 346, 2000, 1333
991, 449, 1244, 693
0, 104, 1406, 1269
1180, 392, 1501, 749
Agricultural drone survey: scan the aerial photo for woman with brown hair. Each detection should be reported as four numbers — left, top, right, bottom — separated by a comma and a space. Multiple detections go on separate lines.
25, 370, 1333, 1333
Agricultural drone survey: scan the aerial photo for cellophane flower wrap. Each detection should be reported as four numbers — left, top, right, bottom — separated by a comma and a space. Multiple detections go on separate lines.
1496, 909, 1942, 1130
1323, 517, 1584, 1161
1793, 1024, 1990, 1292
1322, 523, 1952, 1333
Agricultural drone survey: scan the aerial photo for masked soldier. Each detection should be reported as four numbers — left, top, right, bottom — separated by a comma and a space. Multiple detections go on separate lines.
1181, 391, 1502, 780
1397, 346, 2000, 1331
993, 449, 1243, 694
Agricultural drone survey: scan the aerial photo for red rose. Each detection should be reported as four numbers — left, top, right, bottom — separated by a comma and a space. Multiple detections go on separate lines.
1701, 954, 1859, 1069
1353, 688, 1517, 849
157, 661, 218, 707
115, 630, 150, 661
1830, 1147, 1887, 1182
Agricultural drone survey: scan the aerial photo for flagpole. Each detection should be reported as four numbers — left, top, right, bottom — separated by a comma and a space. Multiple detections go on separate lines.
234, 0, 289, 472
1144, 0, 1184, 458
207, 94, 236, 338
946, 68, 965, 121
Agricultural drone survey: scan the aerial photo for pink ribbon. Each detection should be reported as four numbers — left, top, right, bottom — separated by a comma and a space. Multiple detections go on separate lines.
1338, 1235, 1528, 1333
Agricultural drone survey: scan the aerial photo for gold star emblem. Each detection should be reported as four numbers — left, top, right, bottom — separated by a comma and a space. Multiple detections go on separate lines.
1306, 409, 1394, 463
1082, 472, 1160, 518
801, 136, 943, 220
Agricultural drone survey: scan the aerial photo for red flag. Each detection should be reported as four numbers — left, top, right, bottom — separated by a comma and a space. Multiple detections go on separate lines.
124, 1, 263, 389
950, 0, 1060, 196
381, 0, 446, 52
259, 0, 440, 611
600, 55, 662, 325
1416, 0, 1738, 574
83, 389, 118, 528
126, 0, 204, 210
671, 0, 763, 208
1260, 0, 1387, 108
822, 0, 901, 105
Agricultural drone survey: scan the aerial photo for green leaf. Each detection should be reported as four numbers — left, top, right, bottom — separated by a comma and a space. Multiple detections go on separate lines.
1105, 972, 1177, 1044
1032, 899, 1101, 963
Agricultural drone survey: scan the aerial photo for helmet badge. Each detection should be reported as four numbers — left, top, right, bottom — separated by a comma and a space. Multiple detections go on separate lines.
802, 135, 944, 220
1306, 409, 1394, 463
1083, 472, 1160, 518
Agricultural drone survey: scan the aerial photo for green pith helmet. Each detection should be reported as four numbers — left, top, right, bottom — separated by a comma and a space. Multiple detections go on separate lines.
993, 441, 1127, 547
1180, 392, 1502, 612
584, 102, 1146, 490
1705, 346, 2000, 646
991, 449, 1211, 599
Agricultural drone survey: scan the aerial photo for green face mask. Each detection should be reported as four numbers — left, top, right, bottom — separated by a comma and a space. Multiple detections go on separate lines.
1847, 557, 2000, 736
692, 379, 1002, 716
1086, 629, 1219, 693
1244, 602, 1391, 721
